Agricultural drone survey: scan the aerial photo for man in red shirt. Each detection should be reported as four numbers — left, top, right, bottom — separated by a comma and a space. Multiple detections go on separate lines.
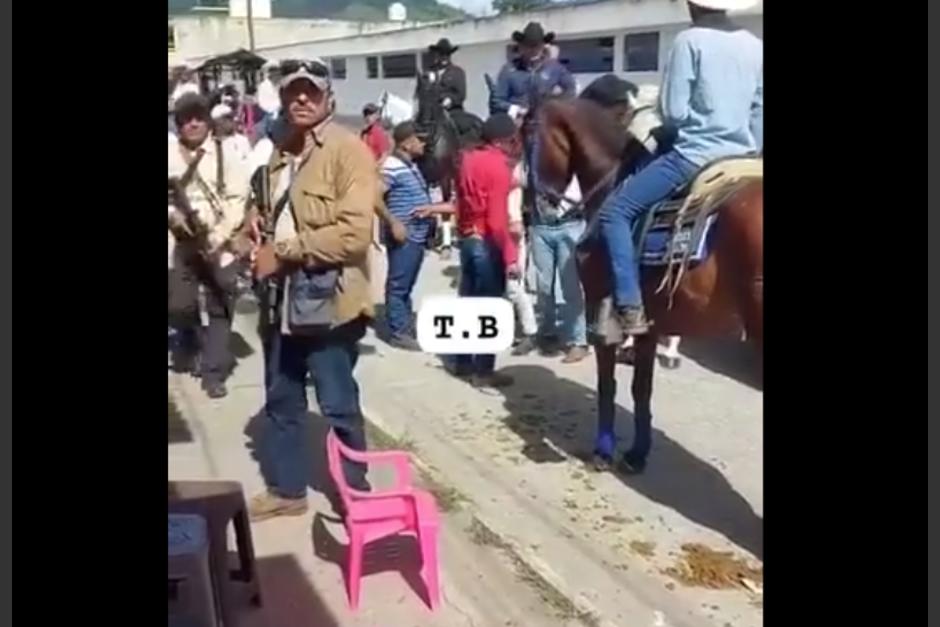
429, 113, 519, 388
360, 103, 390, 162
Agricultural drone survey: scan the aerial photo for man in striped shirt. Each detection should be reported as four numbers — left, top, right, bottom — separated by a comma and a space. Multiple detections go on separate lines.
381, 122, 437, 350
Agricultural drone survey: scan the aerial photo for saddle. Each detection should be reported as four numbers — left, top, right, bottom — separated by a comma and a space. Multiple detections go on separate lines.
637, 156, 763, 267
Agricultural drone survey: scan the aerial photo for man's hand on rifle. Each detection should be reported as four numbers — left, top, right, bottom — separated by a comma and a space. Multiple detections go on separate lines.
253, 243, 281, 280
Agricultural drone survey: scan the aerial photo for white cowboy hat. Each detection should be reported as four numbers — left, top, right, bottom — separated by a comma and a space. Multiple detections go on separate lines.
689, 0, 759, 10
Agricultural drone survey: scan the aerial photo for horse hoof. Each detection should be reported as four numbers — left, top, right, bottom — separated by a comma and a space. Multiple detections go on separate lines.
617, 452, 647, 475
659, 356, 681, 370
591, 453, 613, 472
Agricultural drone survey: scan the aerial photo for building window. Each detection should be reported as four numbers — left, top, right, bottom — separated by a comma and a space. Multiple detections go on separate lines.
555, 37, 614, 74
420, 51, 433, 73
624, 32, 660, 72
168, 24, 176, 52
330, 57, 347, 80
381, 53, 418, 79
366, 56, 379, 79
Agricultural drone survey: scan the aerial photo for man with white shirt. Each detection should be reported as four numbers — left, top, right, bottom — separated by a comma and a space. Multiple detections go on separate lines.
211, 103, 252, 164
168, 93, 251, 398
256, 61, 281, 139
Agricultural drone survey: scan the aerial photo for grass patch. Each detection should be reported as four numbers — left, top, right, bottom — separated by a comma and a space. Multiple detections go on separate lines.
364, 420, 466, 513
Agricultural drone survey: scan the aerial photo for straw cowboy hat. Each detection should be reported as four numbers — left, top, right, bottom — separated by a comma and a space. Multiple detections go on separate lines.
428, 38, 459, 55
689, 0, 759, 10
512, 22, 555, 46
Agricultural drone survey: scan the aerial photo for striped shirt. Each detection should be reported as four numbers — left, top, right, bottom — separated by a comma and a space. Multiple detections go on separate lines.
381, 153, 433, 244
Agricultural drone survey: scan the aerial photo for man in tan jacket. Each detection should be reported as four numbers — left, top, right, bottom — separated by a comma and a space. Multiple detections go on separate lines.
168, 93, 250, 398
247, 58, 378, 521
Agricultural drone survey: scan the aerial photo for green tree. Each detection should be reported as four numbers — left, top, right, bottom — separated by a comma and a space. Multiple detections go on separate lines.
491, 0, 549, 14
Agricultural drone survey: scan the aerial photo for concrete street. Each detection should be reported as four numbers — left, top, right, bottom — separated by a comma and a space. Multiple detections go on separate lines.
168, 249, 763, 627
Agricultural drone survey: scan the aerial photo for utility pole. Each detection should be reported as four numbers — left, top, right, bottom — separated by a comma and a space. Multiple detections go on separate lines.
246, 0, 256, 52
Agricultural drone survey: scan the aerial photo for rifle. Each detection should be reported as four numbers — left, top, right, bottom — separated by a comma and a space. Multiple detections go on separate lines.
168, 148, 231, 313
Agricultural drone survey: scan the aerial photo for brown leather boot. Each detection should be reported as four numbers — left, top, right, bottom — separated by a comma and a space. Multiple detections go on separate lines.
248, 491, 309, 522
561, 345, 591, 363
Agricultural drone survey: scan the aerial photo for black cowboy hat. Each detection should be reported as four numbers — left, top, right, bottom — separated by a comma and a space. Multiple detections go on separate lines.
428, 38, 459, 55
512, 22, 555, 46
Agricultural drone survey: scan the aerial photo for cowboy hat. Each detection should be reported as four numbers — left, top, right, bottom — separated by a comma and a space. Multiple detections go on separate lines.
688, 0, 759, 10
428, 38, 459, 55
512, 22, 555, 46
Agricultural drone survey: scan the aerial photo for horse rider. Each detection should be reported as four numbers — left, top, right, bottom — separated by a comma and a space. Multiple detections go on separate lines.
595, 0, 763, 335
422, 38, 466, 115
491, 22, 575, 122
167, 93, 252, 399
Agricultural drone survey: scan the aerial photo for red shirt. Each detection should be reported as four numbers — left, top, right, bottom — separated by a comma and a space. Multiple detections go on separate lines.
361, 123, 390, 162
456, 145, 517, 268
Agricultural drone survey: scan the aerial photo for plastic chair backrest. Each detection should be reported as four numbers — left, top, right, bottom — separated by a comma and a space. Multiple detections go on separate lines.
325, 430, 354, 511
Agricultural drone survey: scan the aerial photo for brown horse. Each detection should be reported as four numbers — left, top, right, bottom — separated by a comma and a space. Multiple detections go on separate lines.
534, 98, 763, 473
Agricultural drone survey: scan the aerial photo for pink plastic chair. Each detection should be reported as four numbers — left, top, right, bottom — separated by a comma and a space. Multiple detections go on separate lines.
325, 429, 441, 611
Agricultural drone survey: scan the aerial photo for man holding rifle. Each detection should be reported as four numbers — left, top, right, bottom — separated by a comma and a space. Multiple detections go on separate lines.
168, 93, 251, 399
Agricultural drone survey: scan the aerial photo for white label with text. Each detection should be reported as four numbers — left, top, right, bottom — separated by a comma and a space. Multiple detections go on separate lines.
416, 296, 515, 354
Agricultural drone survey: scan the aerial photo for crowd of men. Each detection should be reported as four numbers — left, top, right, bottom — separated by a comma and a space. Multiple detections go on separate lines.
167, 0, 762, 520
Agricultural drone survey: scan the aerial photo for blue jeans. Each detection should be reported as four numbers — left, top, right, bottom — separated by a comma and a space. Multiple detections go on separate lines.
455, 237, 506, 376
262, 318, 368, 498
384, 239, 426, 337
598, 149, 698, 308
530, 220, 587, 346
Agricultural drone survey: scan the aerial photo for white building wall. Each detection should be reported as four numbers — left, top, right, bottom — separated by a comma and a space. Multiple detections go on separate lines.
253, 0, 762, 117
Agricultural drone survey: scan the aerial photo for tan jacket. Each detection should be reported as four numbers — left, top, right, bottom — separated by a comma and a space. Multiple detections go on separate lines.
168, 136, 250, 267
263, 121, 377, 326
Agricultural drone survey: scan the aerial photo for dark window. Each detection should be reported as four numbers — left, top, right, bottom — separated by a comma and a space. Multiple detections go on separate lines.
168, 24, 176, 51
330, 57, 347, 80
555, 37, 614, 73
420, 51, 434, 73
624, 32, 660, 72
382, 53, 418, 79
366, 56, 379, 79
194, 0, 228, 8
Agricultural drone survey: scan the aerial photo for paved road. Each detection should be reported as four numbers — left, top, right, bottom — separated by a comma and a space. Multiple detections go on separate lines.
169, 247, 762, 627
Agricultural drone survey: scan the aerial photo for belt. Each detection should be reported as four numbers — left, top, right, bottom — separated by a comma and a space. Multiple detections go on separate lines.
535, 211, 585, 227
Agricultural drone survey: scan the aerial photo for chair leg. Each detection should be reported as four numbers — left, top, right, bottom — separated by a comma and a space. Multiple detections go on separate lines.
418, 525, 441, 611
347, 530, 364, 611
208, 526, 235, 627
232, 508, 262, 606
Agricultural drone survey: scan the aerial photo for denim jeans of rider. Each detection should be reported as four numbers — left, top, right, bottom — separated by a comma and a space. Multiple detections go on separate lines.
455, 237, 506, 376
261, 318, 369, 499
598, 149, 698, 308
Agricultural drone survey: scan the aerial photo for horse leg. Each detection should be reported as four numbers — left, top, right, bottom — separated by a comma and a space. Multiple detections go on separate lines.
621, 332, 657, 474
592, 344, 617, 470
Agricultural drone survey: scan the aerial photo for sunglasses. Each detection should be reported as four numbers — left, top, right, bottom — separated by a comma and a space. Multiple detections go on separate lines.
278, 59, 330, 78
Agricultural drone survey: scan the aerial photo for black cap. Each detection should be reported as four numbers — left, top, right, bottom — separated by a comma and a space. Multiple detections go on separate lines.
173, 93, 211, 124
363, 103, 380, 116
579, 74, 638, 108
392, 121, 419, 144
482, 113, 516, 142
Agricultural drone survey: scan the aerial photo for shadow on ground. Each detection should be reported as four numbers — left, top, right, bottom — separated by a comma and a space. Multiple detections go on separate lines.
239, 553, 341, 627
168, 395, 193, 444
679, 337, 762, 391
441, 264, 460, 289
495, 364, 763, 559
312, 513, 433, 609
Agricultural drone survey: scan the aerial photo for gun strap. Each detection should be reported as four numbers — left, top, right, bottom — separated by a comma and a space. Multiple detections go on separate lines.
214, 136, 227, 197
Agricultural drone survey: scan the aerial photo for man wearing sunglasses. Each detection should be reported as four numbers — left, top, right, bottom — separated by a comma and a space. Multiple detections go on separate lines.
247, 58, 379, 521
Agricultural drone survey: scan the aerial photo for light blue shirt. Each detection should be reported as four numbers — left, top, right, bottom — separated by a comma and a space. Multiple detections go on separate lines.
660, 25, 763, 166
